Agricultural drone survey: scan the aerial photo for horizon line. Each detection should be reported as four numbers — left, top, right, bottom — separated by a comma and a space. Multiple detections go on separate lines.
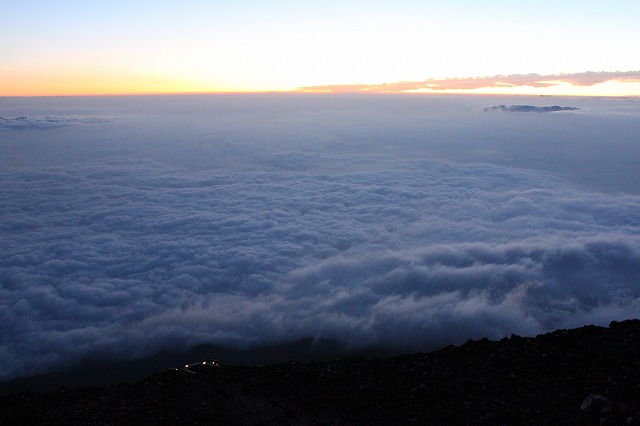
3, 71, 640, 98
3, 91, 640, 99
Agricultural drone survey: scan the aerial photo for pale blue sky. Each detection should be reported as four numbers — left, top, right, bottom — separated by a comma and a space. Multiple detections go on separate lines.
2, 0, 640, 94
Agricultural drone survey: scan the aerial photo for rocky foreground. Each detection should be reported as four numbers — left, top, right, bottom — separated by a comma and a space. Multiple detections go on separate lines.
1, 320, 640, 425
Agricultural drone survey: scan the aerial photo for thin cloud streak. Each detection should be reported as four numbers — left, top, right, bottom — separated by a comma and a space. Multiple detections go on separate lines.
0, 116, 107, 131
483, 105, 579, 113
296, 71, 640, 93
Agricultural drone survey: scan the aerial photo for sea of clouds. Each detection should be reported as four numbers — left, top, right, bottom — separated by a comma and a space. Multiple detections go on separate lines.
1, 94, 639, 381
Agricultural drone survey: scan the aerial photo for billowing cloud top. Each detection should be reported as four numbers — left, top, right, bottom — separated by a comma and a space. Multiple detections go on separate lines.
1, 94, 640, 382
297, 71, 640, 93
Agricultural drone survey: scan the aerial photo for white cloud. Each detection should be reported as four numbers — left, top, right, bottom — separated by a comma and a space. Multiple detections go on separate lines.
1, 94, 640, 381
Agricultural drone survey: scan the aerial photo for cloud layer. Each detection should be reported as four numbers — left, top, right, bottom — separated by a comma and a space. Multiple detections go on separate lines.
2, 160, 640, 380
1, 94, 640, 381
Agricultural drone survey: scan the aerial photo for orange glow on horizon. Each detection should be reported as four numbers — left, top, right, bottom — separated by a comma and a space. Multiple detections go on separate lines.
294, 74, 640, 97
1, 69, 264, 97
3, 71, 640, 97
404, 81, 640, 97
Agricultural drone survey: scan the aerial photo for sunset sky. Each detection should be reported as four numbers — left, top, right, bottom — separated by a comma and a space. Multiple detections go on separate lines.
2, 0, 640, 96
3, 1, 640, 385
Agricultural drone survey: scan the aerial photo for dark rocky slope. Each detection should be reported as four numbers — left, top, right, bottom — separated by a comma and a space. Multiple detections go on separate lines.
1, 319, 639, 425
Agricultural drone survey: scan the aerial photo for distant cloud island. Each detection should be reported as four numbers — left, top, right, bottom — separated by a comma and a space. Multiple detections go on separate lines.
483, 105, 580, 113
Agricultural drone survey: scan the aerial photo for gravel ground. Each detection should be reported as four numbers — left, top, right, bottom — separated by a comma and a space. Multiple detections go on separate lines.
1, 320, 639, 425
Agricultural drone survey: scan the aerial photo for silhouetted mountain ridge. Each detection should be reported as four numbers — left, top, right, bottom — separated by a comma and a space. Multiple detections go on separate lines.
1, 319, 639, 425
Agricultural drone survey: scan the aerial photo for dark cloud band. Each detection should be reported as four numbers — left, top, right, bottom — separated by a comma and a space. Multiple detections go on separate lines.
483, 105, 579, 113
0, 116, 106, 131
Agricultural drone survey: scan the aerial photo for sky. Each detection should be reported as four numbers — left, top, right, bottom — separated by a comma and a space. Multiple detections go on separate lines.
1, 94, 640, 382
2, 0, 640, 96
2, 0, 640, 387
